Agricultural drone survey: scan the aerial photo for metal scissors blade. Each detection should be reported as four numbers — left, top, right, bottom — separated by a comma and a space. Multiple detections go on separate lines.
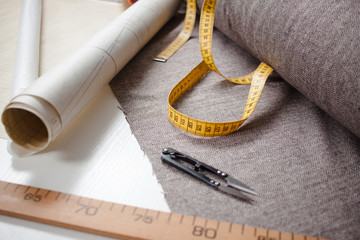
226, 176, 258, 196
161, 148, 258, 199
218, 185, 252, 201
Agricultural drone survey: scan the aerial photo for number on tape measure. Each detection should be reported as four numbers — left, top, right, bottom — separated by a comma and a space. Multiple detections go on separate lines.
199, 0, 255, 85
153, 0, 197, 62
163, 0, 274, 137
168, 62, 273, 137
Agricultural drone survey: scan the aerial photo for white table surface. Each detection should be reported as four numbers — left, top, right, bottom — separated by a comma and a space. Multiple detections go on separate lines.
0, 86, 170, 240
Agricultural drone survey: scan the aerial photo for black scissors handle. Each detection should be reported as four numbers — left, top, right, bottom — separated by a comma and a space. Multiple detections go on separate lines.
161, 148, 221, 187
162, 148, 228, 175
161, 148, 257, 200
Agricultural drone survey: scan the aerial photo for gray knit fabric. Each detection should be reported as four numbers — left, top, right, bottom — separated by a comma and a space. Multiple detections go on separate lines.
196, 0, 360, 138
110, 3, 360, 239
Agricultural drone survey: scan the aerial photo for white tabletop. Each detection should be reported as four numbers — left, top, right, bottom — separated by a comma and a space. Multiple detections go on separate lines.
0, 86, 170, 240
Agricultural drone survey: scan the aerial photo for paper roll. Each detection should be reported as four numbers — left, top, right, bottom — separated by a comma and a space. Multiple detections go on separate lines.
13, 0, 42, 96
2, 0, 180, 155
7, 0, 42, 157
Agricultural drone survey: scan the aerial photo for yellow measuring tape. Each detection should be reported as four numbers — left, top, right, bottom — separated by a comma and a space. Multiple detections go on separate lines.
156, 0, 274, 137
153, 0, 197, 62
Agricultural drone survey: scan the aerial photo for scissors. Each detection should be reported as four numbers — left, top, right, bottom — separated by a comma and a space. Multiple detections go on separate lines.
161, 148, 258, 201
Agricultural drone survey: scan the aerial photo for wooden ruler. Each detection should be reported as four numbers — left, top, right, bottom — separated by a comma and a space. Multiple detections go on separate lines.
0, 180, 327, 240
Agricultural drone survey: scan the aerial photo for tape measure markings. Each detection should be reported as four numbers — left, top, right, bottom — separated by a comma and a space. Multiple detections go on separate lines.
242, 62, 273, 119
162, 0, 274, 137
153, 0, 197, 62
199, 0, 255, 85
168, 62, 272, 137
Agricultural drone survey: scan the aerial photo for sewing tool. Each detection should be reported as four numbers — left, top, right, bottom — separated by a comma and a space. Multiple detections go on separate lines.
161, 148, 258, 200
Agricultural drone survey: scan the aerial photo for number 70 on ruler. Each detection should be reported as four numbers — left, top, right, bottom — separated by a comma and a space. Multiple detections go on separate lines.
0, 181, 327, 240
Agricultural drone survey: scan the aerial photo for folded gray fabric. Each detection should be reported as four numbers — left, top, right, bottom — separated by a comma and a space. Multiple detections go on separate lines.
195, 0, 360, 138
110, 12, 360, 239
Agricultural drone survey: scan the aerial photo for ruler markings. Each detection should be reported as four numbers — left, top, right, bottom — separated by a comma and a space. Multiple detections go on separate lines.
0, 1, 333, 239
216, 220, 220, 231
55, 192, 61, 200
156, 211, 160, 220
13, 184, 20, 192
167, 212, 173, 223
3, 182, 10, 190
34, 188, 40, 195
180, 214, 184, 224
76, 196, 82, 204
99, 200, 104, 209
24, 186, 30, 193
43, 189, 51, 199
192, 215, 196, 226
229, 222, 233, 233
121, 204, 126, 213
62, 193, 68, 200
0, 181, 329, 240
109, 203, 115, 211
132, 207, 138, 215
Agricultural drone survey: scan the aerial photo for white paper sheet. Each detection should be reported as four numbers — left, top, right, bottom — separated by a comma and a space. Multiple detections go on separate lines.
2, 0, 180, 156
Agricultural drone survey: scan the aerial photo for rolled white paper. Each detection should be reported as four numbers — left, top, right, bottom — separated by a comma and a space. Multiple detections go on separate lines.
13, 0, 42, 96
7, 0, 42, 157
2, 0, 180, 155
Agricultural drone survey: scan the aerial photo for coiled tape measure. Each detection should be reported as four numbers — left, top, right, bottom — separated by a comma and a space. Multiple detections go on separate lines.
154, 0, 273, 137
0, 1, 327, 239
